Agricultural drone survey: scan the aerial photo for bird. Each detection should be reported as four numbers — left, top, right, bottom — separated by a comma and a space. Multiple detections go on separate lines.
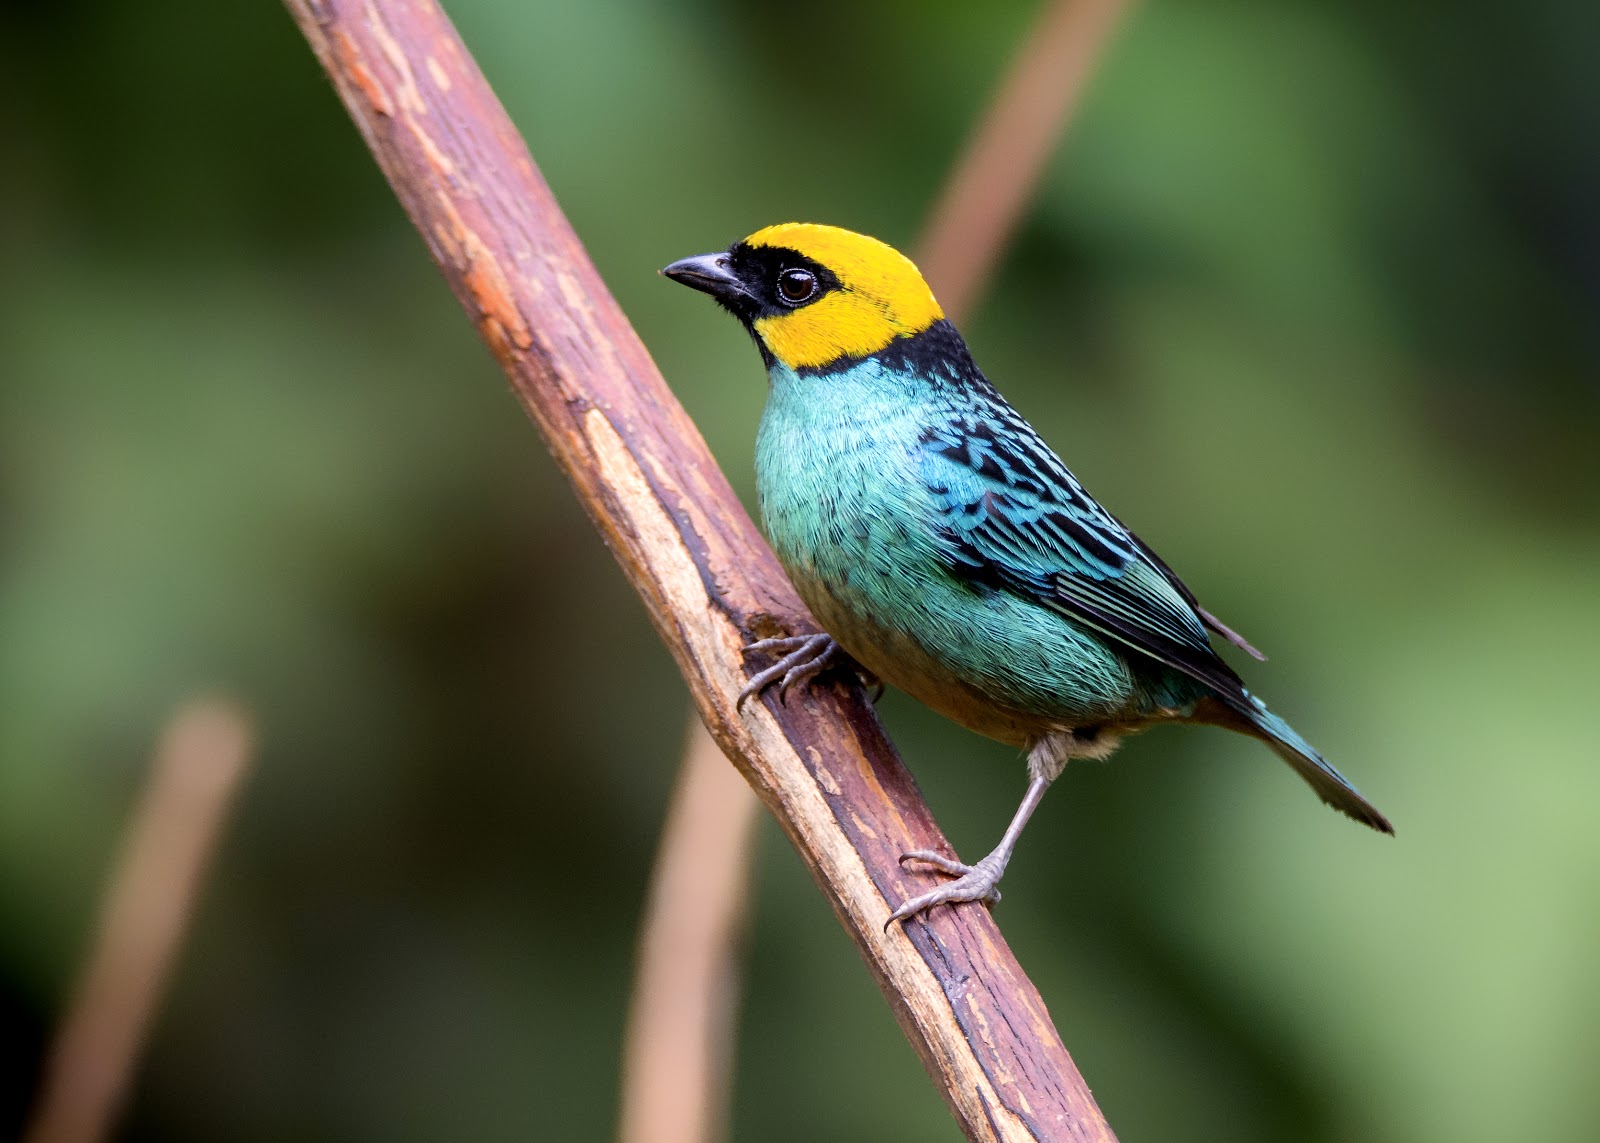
662, 223, 1392, 927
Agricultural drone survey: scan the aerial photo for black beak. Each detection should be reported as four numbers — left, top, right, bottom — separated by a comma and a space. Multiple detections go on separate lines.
661, 252, 751, 305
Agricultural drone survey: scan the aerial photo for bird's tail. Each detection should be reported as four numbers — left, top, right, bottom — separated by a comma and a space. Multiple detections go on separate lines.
1197, 694, 1394, 835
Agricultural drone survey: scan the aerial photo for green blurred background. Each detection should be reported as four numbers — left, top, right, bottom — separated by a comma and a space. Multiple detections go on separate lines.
3, 0, 1597, 1139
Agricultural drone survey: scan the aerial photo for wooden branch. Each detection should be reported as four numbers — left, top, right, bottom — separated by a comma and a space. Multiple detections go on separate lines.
283, 3, 1116, 1139
917, 0, 1132, 321
25, 698, 254, 1143
621, 1, 1136, 1135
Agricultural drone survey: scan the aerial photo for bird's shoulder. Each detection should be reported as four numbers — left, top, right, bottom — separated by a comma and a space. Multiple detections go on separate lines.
916, 384, 1136, 582
908, 357, 1248, 698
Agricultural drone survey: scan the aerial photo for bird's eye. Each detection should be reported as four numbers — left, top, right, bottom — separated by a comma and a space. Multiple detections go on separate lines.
777, 268, 818, 305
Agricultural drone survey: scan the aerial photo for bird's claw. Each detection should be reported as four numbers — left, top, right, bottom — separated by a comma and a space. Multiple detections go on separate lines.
737, 633, 882, 708
737, 634, 841, 708
897, 849, 975, 878
885, 850, 1006, 930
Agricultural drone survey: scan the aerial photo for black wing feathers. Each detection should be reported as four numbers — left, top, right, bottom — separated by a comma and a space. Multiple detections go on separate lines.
918, 391, 1260, 713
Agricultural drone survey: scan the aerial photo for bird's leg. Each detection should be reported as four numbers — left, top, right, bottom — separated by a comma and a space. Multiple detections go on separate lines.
888, 734, 1073, 928
887, 775, 1051, 928
738, 633, 879, 707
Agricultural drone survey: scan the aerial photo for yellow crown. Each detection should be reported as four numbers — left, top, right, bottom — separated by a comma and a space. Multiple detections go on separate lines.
744, 223, 944, 370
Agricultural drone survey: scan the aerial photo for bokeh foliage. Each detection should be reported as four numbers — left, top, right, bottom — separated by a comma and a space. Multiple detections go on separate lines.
2, 0, 1597, 1139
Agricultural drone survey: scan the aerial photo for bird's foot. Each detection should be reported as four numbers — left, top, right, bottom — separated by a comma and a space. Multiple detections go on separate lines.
738, 633, 841, 707
886, 849, 1009, 929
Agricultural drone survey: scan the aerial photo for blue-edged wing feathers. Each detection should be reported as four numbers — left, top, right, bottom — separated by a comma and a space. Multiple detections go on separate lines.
1123, 531, 1267, 661
918, 401, 1246, 706
918, 384, 1393, 834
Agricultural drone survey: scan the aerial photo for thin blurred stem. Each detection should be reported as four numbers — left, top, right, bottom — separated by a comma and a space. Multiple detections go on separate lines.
23, 698, 254, 1143
623, 2, 1133, 1138
917, 0, 1133, 323
618, 721, 759, 1143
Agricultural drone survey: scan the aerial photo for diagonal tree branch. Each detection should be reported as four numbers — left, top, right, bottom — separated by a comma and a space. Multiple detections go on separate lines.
283, 2, 1116, 1139
621, 2, 1136, 1139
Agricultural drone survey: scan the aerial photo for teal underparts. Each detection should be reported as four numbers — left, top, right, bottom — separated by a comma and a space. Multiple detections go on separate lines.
754, 355, 1205, 746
